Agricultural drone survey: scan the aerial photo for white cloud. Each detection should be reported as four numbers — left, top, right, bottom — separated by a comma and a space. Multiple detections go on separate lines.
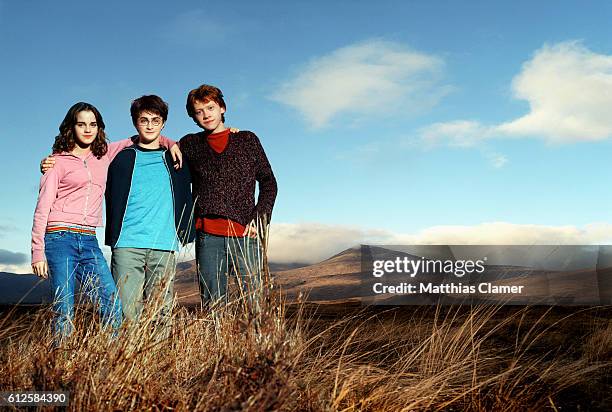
421, 41, 612, 146
420, 120, 493, 148
267, 221, 612, 264
160, 10, 228, 45
390, 222, 612, 245
271, 39, 450, 128
418, 122, 508, 167
499, 42, 612, 141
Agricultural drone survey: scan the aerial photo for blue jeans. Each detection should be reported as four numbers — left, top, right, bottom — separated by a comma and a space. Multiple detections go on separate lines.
195, 232, 262, 304
45, 231, 122, 340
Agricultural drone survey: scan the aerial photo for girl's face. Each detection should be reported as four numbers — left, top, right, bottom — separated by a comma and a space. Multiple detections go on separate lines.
73, 110, 98, 147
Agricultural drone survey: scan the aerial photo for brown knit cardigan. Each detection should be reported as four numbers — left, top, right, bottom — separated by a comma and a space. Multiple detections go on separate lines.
179, 130, 278, 227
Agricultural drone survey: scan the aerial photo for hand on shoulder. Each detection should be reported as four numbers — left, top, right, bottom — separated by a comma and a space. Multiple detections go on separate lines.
40, 154, 56, 174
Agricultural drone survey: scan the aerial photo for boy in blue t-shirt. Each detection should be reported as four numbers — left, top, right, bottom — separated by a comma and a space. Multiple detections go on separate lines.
105, 95, 194, 337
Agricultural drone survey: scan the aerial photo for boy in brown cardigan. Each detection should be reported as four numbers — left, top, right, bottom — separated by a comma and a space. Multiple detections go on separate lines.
179, 84, 277, 304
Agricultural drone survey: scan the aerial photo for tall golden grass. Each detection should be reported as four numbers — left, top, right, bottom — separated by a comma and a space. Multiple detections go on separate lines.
0, 228, 610, 411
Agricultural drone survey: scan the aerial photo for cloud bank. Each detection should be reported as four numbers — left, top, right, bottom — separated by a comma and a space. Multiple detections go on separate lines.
0, 249, 27, 265
0, 248, 30, 274
268, 222, 390, 264
421, 41, 612, 146
4, 222, 611, 271
267, 221, 612, 264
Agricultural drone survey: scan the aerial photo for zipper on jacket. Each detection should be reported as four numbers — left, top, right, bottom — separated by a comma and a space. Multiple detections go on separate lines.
82, 158, 92, 224
113, 148, 136, 248
162, 151, 181, 247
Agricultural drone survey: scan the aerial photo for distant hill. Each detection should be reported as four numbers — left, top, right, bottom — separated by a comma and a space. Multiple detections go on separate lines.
176, 260, 309, 274
174, 259, 312, 306
0, 259, 310, 307
2, 247, 609, 306
0, 272, 52, 304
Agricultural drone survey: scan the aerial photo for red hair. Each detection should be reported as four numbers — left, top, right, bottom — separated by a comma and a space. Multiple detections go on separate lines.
186, 84, 226, 123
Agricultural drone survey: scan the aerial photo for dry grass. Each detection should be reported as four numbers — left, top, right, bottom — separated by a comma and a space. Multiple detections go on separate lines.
0, 265, 610, 411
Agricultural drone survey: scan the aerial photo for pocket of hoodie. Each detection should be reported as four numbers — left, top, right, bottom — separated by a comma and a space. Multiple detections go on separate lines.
88, 182, 104, 217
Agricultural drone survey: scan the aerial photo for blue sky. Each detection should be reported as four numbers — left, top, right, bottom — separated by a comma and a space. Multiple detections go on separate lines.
2, 1, 612, 272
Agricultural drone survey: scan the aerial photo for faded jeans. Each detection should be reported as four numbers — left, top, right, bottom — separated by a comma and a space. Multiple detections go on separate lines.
111, 248, 176, 338
195, 232, 262, 305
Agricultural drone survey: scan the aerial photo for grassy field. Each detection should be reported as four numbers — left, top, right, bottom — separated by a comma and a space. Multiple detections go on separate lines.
0, 278, 610, 410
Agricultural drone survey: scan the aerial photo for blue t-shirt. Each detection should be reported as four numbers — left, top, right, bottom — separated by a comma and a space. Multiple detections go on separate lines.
115, 149, 179, 251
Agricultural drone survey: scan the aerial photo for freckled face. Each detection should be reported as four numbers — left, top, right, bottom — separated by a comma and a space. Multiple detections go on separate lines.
193, 99, 225, 133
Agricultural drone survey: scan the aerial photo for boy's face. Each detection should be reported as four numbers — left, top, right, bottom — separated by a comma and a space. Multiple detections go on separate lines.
135, 110, 164, 144
193, 99, 225, 133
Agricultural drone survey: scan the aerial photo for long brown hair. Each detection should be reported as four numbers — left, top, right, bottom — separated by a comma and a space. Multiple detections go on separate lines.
52, 102, 108, 158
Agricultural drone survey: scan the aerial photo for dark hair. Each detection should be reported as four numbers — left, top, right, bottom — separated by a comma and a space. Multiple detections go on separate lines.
130, 95, 169, 125
53, 102, 108, 158
186, 84, 226, 123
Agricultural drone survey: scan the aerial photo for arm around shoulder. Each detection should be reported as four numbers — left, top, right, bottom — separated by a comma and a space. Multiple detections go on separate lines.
159, 135, 177, 149
107, 137, 137, 161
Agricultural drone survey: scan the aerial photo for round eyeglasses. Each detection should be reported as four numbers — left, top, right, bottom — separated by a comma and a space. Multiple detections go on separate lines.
138, 117, 163, 127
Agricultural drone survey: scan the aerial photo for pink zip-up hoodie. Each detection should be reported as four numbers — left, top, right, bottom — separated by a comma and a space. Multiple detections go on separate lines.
31, 137, 175, 263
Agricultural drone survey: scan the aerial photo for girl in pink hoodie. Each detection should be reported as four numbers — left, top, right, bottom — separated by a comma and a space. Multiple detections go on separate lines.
31, 102, 176, 341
